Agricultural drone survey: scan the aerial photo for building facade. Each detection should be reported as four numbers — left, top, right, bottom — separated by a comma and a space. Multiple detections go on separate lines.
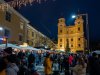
0, 1, 29, 44
58, 16, 86, 53
0, 0, 55, 49
27, 24, 55, 49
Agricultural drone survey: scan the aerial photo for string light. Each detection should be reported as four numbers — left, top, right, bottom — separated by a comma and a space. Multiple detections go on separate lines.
0, 0, 56, 11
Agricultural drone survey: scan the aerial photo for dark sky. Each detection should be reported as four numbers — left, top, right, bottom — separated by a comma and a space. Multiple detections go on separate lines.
7, 0, 100, 42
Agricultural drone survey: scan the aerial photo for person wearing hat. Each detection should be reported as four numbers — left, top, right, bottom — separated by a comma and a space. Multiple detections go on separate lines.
3, 47, 13, 57
0, 47, 12, 75
6, 54, 19, 75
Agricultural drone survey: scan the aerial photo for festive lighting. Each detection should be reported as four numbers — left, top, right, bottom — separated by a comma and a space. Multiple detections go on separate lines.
0, 0, 56, 11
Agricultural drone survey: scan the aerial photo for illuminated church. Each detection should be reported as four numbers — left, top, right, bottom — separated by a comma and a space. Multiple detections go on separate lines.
57, 15, 86, 53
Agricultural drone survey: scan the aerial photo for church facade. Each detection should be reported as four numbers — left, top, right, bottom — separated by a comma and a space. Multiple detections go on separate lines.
57, 16, 86, 53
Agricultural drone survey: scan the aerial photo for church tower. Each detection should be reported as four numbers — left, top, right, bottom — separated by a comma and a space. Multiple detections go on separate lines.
74, 15, 85, 52
58, 18, 67, 51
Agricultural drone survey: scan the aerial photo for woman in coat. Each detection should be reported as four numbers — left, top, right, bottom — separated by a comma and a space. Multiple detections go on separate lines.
44, 53, 52, 75
72, 57, 87, 75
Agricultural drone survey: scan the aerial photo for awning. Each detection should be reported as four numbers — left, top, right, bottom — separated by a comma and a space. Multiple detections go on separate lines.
0, 43, 21, 49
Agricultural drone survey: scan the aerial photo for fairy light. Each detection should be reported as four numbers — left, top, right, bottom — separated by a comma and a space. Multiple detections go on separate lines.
0, 0, 56, 11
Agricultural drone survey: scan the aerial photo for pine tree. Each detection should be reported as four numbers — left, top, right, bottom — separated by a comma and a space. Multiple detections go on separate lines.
65, 39, 70, 54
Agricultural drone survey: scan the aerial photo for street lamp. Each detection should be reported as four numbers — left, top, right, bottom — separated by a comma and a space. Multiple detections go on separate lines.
0, 27, 3, 31
0, 27, 8, 48
72, 13, 89, 51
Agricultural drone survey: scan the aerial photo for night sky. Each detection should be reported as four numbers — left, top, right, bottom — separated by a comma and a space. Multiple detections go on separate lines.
6, 0, 100, 42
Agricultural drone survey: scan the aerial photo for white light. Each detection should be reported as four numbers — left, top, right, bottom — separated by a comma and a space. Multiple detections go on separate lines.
0, 38, 3, 40
0, 27, 3, 31
72, 15, 76, 18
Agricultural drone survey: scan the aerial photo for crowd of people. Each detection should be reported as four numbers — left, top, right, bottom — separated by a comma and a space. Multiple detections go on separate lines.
0, 47, 100, 75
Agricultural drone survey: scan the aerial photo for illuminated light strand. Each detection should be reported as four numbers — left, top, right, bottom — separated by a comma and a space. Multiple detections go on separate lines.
0, 0, 55, 11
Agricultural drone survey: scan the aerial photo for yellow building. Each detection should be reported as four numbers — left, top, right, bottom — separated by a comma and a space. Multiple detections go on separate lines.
0, 0, 55, 49
27, 24, 55, 49
58, 16, 86, 53
0, 0, 29, 44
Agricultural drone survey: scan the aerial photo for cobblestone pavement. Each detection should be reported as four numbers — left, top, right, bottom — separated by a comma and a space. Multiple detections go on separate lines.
35, 65, 89, 75
35, 65, 64, 75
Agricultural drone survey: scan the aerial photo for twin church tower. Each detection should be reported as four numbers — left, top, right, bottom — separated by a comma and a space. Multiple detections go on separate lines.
57, 15, 86, 53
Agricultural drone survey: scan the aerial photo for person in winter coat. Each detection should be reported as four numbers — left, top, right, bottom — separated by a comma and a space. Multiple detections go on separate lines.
6, 54, 19, 75
69, 54, 73, 66
0, 57, 7, 75
44, 53, 52, 75
53, 60, 59, 75
72, 57, 87, 75
0, 47, 13, 75
88, 52, 100, 75
63, 56, 70, 75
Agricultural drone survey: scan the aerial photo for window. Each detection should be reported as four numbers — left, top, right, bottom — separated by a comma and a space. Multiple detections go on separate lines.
71, 38, 73, 41
20, 22, 24, 30
71, 45, 73, 47
19, 34, 23, 41
60, 45, 62, 47
31, 42, 33, 45
32, 32, 34, 37
78, 27, 80, 31
78, 44, 81, 47
67, 31, 68, 34
78, 38, 80, 41
60, 39, 62, 42
60, 20, 63, 22
5, 11, 11, 22
27, 40, 29, 44
60, 30, 62, 33
71, 31, 73, 34
4, 29, 10, 37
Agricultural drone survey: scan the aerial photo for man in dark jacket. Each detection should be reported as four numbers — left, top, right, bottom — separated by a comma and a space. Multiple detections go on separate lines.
88, 52, 100, 75
63, 56, 70, 75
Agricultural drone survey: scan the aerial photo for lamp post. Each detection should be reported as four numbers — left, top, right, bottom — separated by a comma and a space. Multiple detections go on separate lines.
5, 37, 8, 48
72, 13, 89, 51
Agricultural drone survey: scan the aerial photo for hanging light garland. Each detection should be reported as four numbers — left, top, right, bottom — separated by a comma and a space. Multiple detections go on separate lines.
0, 0, 55, 11
7, 0, 46, 8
